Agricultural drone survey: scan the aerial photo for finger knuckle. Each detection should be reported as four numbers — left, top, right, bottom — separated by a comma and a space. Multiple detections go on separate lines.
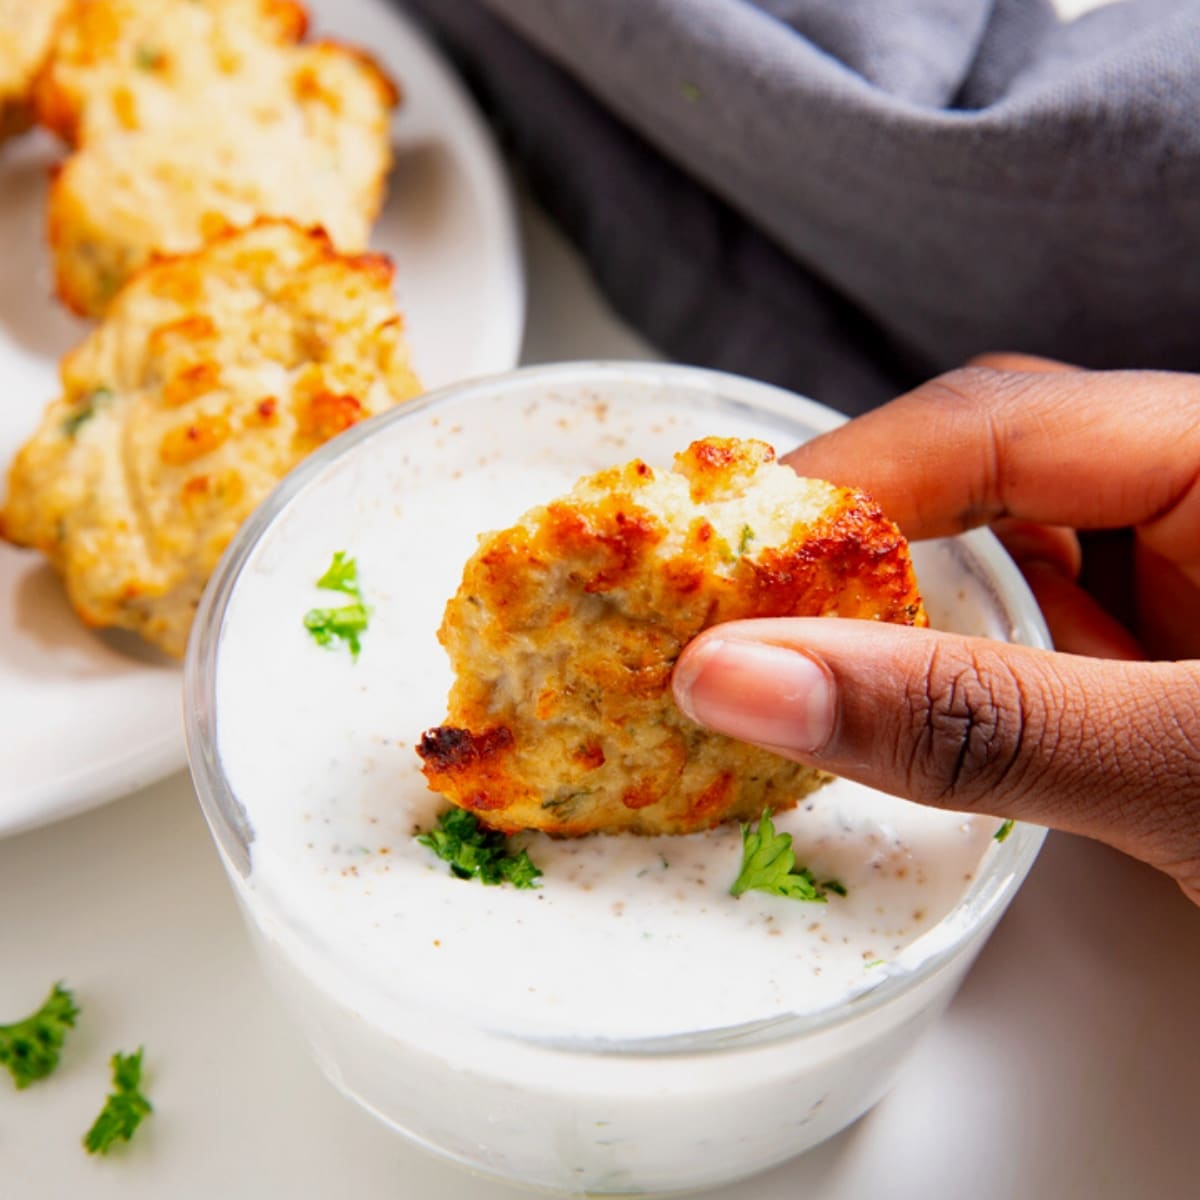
1132, 670, 1200, 873
902, 643, 1038, 807
917, 368, 999, 419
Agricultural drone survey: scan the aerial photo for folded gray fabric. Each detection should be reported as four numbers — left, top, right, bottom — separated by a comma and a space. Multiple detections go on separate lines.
400, 0, 1200, 414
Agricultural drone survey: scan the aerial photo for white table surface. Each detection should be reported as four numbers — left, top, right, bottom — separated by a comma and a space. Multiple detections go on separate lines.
3, 198, 1198, 1199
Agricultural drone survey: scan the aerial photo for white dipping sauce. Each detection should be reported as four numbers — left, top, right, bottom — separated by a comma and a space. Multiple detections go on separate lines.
206, 370, 1039, 1194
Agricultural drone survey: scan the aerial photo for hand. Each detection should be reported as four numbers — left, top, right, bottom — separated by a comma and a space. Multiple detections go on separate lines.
672, 356, 1200, 904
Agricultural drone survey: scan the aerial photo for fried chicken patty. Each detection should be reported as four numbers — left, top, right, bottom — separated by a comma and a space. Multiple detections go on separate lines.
419, 438, 926, 836
35, 0, 397, 316
0, 0, 68, 140
1, 220, 421, 656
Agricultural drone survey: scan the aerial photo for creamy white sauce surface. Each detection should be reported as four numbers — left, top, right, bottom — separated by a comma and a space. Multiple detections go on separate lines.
215, 387, 1006, 1043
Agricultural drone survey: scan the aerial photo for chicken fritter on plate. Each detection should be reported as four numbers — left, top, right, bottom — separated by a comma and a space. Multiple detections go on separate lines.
35, 0, 397, 316
33, 0, 309, 145
0, 0, 68, 140
419, 438, 926, 837
1, 220, 422, 656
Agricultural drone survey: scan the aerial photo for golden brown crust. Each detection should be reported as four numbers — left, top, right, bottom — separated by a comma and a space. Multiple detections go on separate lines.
34, 0, 397, 317
1, 219, 422, 656
32, 0, 310, 145
0, 0, 70, 141
419, 437, 926, 836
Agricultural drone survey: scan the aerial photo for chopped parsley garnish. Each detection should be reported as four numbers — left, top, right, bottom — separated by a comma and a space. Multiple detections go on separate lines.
738, 524, 756, 556
994, 818, 1015, 843
314, 550, 360, 596
303, 551, 370, 659
417, 808, 542, 889
62, 387, 114, 437
0, 982, 79, 1089
303, 605, 369, 655
83, 1048, 152, 1155
730, 811, 845, 903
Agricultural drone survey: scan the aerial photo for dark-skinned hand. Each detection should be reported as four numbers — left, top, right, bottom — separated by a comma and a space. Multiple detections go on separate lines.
673, 356, 1200, 905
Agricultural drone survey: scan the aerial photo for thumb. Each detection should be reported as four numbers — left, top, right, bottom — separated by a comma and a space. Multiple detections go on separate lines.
672, 619, 1200, 903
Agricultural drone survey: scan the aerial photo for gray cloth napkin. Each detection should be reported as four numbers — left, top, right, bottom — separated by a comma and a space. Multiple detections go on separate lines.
400, 0, 1200, 413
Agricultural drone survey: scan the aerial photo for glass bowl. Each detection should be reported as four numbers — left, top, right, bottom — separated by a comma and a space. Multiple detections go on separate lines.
184, 362, 1050, 1196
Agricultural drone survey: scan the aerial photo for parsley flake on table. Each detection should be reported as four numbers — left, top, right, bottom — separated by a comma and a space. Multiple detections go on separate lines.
303, 551, 370, 659
994, 818, 1015, 843
417, 808, 543, 888
0, 982, 79, 1089
730, 811, 846, 903
83, 1048, 153, 1155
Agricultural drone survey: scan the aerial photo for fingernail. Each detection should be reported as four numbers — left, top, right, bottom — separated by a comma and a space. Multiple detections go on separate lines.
673, 637, 836, 753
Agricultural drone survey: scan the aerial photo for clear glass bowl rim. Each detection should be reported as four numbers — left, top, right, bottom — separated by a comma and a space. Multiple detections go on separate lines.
184, 360, 1051, 1058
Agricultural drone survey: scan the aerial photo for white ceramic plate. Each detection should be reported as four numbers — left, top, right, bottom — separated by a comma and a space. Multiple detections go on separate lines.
0, 0, 524, 838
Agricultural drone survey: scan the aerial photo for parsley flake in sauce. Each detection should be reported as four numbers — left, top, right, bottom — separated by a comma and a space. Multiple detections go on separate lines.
417, 808, 543, 889
730, 811, 845, 903
303, 551, 370, 659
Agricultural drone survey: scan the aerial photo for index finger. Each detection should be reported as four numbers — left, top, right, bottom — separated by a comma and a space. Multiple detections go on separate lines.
782, 365, 1200, 571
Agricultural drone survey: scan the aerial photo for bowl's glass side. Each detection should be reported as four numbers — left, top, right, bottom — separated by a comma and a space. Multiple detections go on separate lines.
235, 873, 992, 1195
185, 499, 258, 880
